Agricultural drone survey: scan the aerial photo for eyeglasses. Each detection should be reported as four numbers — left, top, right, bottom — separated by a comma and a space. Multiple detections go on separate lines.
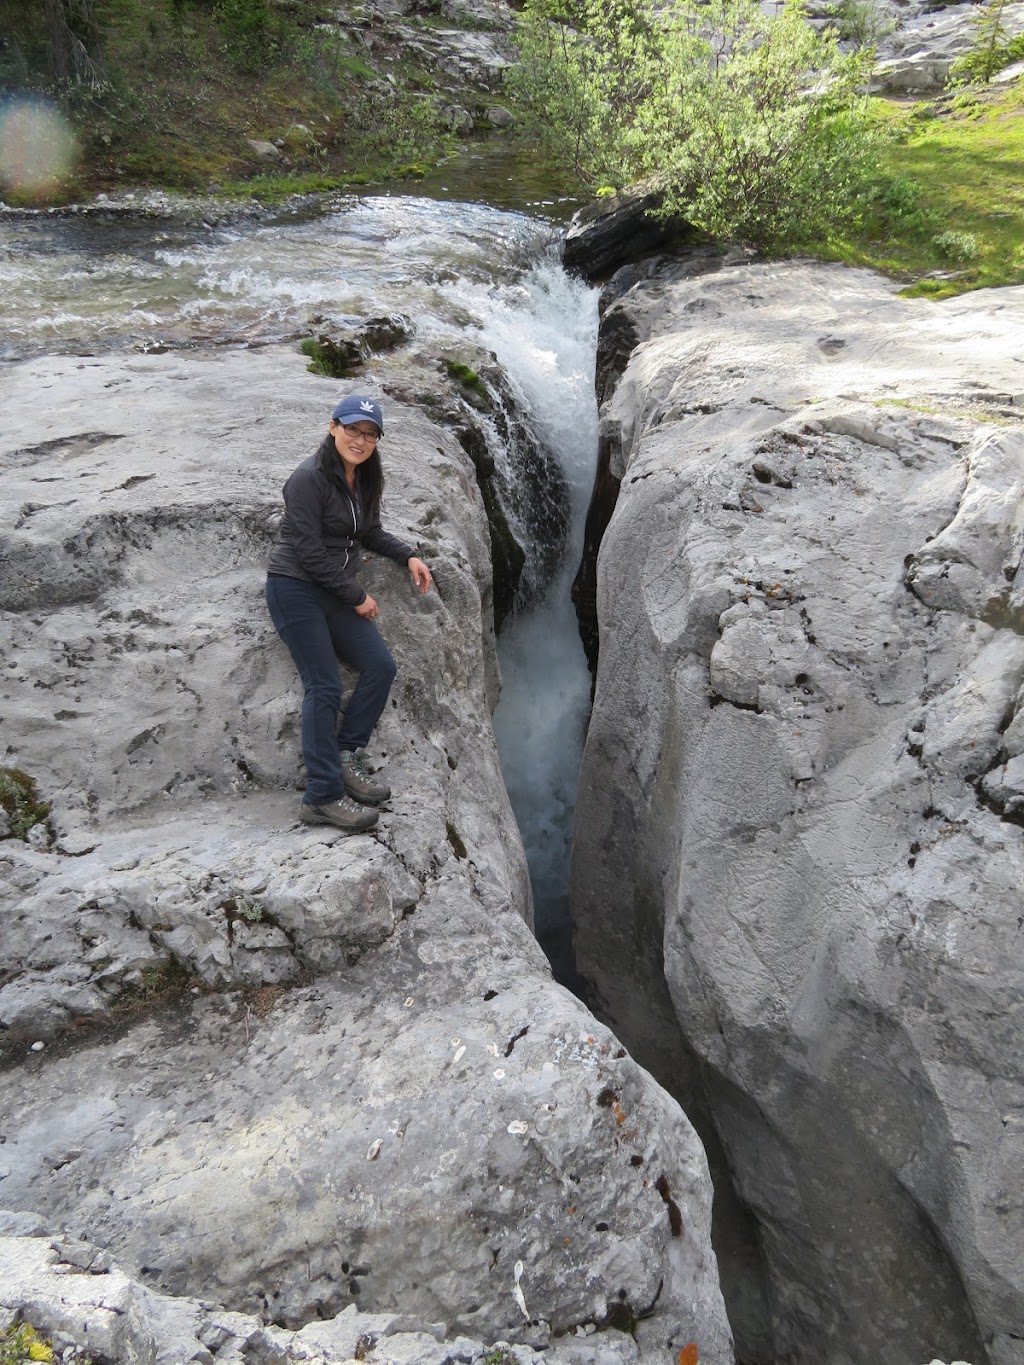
342, 424, 379, 444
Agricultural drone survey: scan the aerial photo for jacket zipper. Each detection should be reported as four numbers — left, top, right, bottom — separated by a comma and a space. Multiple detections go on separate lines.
341, 486, 359, 575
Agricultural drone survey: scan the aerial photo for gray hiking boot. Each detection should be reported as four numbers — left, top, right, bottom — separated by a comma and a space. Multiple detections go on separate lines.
299, 794, 378, 832
340, 749, 391, 805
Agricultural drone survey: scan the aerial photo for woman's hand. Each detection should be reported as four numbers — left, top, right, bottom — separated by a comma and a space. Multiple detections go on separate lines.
408, 557, 432, 593
355, 593, 379, 619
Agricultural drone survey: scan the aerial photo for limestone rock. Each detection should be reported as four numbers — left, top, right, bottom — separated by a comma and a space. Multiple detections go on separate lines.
0, 932, 727, 1347
571, 260, 1024, 1365
246, 139, 284, 162
0, 345, 732, 1363
444, 104, 475, 133
340, 10, 512, 89
0, 1233, 654, 1365
871, 0, 1024, 92
484, 106, 515, 129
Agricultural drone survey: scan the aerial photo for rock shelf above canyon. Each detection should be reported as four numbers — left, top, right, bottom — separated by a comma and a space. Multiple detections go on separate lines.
0, 342, 732, 1364
572, 257, 1024, 1365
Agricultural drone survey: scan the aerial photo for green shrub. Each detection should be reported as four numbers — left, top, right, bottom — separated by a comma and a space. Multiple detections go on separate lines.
825, 0, 896, 48
507, 0, 895, 249
222, 891, 266, 923
0, 767, 50, 841
505, 0, 662, 187
0, 1321, 58, 1363
950, 0, 1024, 84
300, 334, 363, 377
637, 2, 884, 248
214, 0, 289, 70
346, 88, 451, 173
931, 229, 980, 261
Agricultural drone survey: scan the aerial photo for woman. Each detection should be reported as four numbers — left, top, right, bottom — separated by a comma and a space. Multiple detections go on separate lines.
266, 394, 432, 832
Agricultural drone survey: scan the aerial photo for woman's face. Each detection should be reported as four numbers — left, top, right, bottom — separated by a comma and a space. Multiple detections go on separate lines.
330, 419, 380, 470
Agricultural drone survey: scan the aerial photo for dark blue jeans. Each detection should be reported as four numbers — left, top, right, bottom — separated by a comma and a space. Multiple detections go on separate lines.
266, 574, 397, 805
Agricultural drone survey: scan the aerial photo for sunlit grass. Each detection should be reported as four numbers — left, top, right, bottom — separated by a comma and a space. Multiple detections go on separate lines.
815, 85, 1024, 298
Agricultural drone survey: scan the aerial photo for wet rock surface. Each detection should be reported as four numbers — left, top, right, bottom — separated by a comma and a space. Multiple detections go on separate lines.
571, 260, 1024, 1365
0, 343, 732, 1363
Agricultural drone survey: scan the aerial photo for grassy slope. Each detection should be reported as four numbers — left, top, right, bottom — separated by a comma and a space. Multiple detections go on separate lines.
0, 0, 463, 202
889, 86, 1024, 296
811, 84, 1024, 298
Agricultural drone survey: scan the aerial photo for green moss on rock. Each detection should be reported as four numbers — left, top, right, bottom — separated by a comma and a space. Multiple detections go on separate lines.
300, 334, 364, 378
443, 359, 482, 389
0, 767, 51, 841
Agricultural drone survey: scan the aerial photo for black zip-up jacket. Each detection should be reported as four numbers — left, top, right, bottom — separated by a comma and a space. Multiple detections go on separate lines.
267, 444, 414, 606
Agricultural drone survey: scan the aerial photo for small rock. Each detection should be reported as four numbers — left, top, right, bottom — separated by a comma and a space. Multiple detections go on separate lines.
484, 106, 514, 129
25, 823, 50, 851
245, 139, 283, 162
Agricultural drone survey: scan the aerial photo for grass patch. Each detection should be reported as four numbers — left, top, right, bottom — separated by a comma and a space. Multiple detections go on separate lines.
220, 170, 355, 203
810, 86, 1024, 297
300, 334, 363, 378
135, 957, 192, 999
875, 396, 1014, 424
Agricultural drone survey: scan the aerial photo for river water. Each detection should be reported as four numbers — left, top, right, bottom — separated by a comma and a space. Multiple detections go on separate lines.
0, 190, 598, 976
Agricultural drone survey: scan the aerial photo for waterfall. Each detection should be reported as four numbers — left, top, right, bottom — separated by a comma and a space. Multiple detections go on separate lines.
475, 251, 599, 981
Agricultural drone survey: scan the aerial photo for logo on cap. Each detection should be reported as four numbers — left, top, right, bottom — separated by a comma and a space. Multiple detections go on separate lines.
360, 400, 375, 413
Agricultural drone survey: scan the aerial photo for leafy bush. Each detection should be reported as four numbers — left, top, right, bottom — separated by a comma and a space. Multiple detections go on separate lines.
508, 0, 894, 249
825, 0, 896, 49
300, 334, 363, 377
931, 229, 980, 261
214, 0, 289, 70
504, 0, 663, 186
0, 1322, 57, 1363
343, 85, 451, 174
634, 0, 884, 248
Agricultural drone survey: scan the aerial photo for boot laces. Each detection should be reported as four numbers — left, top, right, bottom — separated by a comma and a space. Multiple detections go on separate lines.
345, 751, 373, 779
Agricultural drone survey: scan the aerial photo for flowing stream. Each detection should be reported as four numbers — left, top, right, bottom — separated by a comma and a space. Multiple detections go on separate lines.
0, 190, 598, 975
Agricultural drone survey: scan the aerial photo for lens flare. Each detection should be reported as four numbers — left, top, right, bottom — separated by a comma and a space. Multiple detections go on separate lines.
0, 99, 76, 197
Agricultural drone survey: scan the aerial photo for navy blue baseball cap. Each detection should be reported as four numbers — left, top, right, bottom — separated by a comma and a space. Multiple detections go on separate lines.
332, 394, 384, 434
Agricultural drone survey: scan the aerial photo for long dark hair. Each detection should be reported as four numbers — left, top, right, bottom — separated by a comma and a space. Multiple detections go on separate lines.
358, 446, 384, 520
317, 433, 384, 520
